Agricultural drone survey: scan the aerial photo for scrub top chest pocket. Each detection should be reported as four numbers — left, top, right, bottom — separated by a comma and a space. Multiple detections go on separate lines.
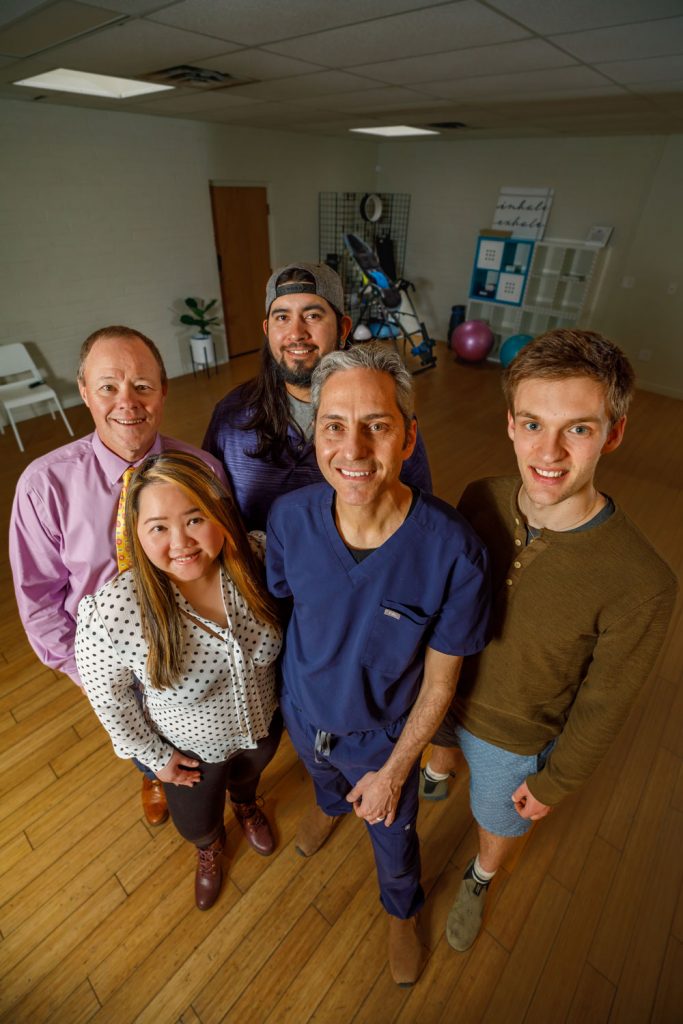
361, 599, 435, 677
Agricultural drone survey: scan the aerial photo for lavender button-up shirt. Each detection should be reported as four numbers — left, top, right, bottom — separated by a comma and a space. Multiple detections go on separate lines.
10, 431, 227, 686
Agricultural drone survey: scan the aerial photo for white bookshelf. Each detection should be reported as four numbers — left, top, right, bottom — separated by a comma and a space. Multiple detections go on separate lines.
466, 239, 607, 361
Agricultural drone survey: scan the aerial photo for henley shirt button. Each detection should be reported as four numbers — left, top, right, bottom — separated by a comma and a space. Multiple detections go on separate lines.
514, 560, 521, 569
514, 517, 520, 525
506, 578, 513, 586
514, 538, 522, 546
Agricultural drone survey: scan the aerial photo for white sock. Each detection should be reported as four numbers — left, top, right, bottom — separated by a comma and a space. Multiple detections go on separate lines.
473, 854, 496, 882
424, 762, 450, 782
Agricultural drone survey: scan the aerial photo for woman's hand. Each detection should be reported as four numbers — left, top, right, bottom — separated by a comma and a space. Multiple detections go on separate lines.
155, 750, 201, 787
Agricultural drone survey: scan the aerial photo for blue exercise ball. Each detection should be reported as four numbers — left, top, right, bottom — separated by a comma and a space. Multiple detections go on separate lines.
451, 320, 494, 362
499, 333, 533, 368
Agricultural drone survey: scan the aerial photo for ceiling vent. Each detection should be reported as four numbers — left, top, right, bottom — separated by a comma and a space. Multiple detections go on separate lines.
144, 65, 255, 90
427, 121, 469, 130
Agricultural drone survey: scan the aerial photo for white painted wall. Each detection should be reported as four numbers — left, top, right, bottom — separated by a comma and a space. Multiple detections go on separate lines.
377, 133, 683, 397
1, 95, 681, 416
0, 98, 377, 411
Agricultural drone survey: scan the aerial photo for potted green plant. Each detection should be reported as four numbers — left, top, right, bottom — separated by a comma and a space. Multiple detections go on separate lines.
180, 297, 220, 370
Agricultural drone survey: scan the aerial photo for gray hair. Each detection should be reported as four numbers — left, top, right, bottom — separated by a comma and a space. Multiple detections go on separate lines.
310, 342, 415, 435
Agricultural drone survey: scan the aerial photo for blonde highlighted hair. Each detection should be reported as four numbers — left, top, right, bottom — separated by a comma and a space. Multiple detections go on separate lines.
126, 451, 280, 690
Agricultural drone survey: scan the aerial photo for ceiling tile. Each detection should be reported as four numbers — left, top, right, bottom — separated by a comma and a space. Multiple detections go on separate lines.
147, 0, 460, 47
551, 16, 683, 63
485, 0, 683, 35
350, 38, 576, 86
419, 65, 617, 100
1, 54, 63, 83
1, 0, 681, 138
0, 1, 124, 58
0, 80, 36, 99
226, 70, 384, 101
525, 110, 680, 135
127, 89, 264, 115
83, 0, 175, 12
0, 1, 59, 30
192, 49, 325, 80
639, 81, 683, 95
265, 2, 529, 66
509, 94, 653, 116
192, 99, 336, 125
295, 86, 453, 112
24, 18, 238, 76
596, 55, 683, 84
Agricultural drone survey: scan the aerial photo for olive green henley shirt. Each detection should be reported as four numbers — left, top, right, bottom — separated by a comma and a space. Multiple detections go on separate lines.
454, 477, 677, 806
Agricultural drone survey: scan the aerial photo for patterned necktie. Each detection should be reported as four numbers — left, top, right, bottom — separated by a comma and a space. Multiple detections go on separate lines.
115, 466, 135, 572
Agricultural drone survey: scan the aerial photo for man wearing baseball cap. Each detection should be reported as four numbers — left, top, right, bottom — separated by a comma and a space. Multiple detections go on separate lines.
203, 262, 432, 529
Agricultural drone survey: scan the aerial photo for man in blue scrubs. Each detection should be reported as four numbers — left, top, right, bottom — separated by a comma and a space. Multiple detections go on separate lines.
267, 342, 490, 986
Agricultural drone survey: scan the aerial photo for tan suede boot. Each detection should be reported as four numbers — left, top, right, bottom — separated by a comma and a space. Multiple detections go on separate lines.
388, 913, 424, 987
295, 804, 339, 857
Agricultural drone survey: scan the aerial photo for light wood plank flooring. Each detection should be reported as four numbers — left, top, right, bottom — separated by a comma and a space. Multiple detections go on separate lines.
0, 345, 681, 1023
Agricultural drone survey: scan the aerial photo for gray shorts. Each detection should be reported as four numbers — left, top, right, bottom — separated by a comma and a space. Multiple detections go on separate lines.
435, 714, 555, 837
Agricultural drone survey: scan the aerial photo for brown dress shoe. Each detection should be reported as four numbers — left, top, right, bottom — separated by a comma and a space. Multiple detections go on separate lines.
295, 804, 339, 858
141, 776, 168, 826
231, 801, 275, 856
388, 913, 423, 987
195, 833, 224, 910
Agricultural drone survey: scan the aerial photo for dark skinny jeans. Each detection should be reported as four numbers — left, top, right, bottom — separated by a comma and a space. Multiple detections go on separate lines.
162, 710, 282, 849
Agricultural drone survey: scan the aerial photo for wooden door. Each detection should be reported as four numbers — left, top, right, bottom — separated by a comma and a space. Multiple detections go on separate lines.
210, 185, 271, 358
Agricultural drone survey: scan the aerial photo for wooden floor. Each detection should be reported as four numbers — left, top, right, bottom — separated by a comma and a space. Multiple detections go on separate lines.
0, 346, 681, 1024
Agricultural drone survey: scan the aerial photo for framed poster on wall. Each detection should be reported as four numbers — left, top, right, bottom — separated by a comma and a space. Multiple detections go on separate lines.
492, 187, 554, 241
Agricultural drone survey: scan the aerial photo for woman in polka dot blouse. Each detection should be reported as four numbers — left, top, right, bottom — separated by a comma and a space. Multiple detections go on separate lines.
76, 452, 283, 910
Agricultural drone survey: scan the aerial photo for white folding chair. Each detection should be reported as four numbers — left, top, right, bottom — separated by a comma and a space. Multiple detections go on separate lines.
0, 343, 74, 453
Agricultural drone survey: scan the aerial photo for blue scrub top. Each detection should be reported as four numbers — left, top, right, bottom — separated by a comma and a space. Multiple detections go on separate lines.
267, 483, 490, 734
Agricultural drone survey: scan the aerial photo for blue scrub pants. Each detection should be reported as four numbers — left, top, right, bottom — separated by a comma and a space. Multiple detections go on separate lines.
282, 690, 424, 920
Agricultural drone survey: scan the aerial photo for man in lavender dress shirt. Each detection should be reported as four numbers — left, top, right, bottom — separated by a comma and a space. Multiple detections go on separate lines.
10, 325, 227, 826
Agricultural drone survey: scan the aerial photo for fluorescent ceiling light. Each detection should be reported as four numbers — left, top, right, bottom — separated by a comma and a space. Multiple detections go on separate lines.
350, 125, 439, 137
13, 68, 173, 99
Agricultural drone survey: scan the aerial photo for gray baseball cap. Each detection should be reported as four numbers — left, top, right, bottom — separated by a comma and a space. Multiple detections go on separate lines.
265, 261, 344, 315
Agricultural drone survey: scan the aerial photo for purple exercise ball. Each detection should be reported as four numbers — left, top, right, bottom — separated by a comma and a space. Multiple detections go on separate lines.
450, 319, 494, 362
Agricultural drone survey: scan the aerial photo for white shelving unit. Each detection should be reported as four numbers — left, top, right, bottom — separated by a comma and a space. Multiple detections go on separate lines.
466, 238, 607, 361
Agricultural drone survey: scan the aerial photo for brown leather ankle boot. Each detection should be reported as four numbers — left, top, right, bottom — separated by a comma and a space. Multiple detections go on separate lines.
195, 832, 225, 911
231, 800, 275, 857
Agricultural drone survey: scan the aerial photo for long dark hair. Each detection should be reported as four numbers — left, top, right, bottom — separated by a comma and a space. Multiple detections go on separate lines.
238, 343, 298, 465
236, 268, 345, 465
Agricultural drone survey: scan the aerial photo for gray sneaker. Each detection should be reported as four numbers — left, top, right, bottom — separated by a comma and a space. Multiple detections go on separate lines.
418, 767, 453, 801
446, 859, 490, 951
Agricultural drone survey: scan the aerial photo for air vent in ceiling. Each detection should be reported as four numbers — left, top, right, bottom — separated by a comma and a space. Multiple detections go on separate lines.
427, 121, 468, 130
144, 65, 255, 90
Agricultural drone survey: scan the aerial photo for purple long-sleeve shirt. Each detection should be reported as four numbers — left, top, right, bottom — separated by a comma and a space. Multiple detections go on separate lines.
203, 383, 433, 531
9, 431, 227, 686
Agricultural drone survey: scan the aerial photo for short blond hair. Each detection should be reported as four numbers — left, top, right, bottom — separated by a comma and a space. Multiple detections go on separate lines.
78, 326, 167, 385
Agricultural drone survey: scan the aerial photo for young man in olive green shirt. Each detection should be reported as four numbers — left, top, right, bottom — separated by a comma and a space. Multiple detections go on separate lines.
424, 329, 677, 953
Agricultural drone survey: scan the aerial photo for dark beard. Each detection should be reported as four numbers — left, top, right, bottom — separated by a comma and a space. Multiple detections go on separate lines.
274, 354, 321, 388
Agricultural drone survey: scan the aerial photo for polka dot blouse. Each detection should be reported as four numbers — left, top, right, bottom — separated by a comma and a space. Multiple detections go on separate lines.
75, 532, 282, 773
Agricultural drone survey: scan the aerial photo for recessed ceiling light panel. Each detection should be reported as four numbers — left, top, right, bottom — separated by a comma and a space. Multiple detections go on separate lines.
13, 68, 174, 99
350, 125, 439, 137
